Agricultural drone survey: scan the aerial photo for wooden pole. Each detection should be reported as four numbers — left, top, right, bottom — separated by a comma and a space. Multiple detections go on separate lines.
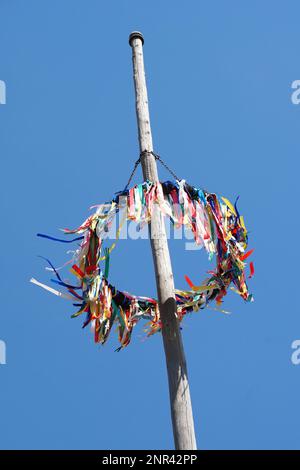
129, 31, 197, 450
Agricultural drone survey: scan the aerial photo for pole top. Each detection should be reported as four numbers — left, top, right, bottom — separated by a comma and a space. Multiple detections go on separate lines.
129, 31, 144, 46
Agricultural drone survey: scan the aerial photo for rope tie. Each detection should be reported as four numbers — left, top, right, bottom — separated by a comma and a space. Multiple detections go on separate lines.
122, 151, 181, 192
123, 157, 141, 191
140, 150, 181, 182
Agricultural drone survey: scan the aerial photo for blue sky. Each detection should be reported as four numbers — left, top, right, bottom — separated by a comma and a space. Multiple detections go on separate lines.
0, 0, 299, 450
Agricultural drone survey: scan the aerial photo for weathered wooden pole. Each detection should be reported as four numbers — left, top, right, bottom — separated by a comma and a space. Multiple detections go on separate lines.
129, 31, 197, 450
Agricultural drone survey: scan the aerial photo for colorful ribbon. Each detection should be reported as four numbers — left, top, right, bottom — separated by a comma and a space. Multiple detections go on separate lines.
31, 179, 254, 349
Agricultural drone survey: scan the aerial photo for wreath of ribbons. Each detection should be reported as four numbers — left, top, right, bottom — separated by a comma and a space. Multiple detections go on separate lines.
31, 179, 254, 350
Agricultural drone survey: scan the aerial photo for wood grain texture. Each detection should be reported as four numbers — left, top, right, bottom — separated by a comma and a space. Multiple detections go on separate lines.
129, 33, 197, 450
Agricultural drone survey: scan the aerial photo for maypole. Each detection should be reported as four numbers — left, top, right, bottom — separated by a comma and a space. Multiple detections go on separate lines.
31, 30, 254, 452
129, 32, 197, 450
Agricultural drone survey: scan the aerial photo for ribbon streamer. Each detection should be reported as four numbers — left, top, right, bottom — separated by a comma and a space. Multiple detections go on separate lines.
31, 179, 254, 349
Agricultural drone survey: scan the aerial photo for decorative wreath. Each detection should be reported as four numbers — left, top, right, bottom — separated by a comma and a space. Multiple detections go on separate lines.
31, 178, 254, 350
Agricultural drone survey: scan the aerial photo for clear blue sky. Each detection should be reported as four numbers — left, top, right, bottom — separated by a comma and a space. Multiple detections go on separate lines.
0, 0, 299, 450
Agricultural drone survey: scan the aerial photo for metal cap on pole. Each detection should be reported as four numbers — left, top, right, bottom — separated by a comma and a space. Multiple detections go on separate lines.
129, 31, 144, 46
